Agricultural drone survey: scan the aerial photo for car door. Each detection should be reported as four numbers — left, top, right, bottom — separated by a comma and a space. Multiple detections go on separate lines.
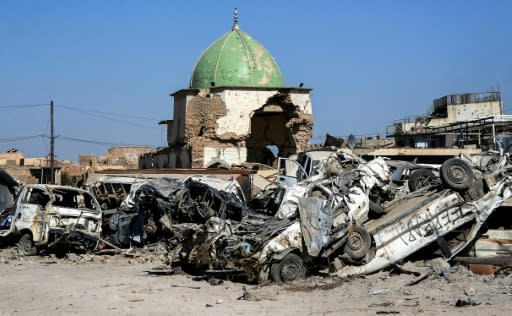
276, 157, 308, 188
14, 186, 51, 243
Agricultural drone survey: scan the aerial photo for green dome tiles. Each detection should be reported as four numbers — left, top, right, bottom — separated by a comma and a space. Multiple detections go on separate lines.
190, 25, 285, 89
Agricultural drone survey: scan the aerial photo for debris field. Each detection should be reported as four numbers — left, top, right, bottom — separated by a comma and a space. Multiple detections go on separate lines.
1, 149, 512, 315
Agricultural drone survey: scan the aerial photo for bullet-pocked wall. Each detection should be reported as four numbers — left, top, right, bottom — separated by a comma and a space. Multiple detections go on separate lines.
158, 87, 313, 168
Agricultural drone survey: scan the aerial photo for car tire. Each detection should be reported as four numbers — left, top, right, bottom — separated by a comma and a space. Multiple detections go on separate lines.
440, 158, 474, 191
17, 233, 37, 256
408, 168, 436, 192
270, 253, 306, 282
344, 225, 371, 261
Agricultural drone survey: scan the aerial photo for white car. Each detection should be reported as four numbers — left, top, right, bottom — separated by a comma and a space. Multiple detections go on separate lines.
0, 184, 102, 255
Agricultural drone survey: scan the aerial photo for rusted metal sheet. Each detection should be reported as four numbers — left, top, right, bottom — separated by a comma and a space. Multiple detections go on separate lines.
468, 264, 498, 275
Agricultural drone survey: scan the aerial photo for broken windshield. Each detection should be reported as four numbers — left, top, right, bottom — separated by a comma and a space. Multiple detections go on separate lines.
50, 188, 98, 212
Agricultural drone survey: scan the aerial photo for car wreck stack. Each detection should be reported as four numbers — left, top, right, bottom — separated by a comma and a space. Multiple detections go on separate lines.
1, 150, 511, 284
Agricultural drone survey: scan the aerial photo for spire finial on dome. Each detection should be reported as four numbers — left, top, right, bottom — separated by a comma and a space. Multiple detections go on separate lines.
232, 7, 239, 31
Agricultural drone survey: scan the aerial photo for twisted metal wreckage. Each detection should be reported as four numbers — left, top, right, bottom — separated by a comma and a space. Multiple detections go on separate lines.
1, 150, 512, 283
98, 150, 512, 283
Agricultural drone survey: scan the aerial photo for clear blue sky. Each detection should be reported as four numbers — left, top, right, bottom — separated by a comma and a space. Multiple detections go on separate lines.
1, 0, 511, 161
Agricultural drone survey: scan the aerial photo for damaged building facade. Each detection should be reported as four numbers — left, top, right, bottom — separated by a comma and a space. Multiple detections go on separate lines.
141, 18, 313, 169
387, 91, 508, 149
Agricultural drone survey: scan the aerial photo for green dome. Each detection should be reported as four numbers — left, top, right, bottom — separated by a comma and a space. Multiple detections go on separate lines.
190, 23, 285, 89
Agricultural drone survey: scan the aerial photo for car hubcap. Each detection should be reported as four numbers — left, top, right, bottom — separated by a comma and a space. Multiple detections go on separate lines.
448, 166, 467, 184
347, 233, 363, 252
281, 263, 300, 281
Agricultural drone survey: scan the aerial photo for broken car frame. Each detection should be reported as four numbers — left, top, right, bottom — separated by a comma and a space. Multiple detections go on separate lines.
0, 183, 102, 255
167, 151, 512, 283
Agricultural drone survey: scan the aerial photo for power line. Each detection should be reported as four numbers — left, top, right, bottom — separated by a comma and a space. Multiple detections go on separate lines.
0, 102, 161, 155
57, 104, 160, 121
0, 103, 161, 129
59, 136, 148, 147
0, 103, 160, 121
56, 105, 160, 129
0, 104, 48, 110
0, 134, 45, 143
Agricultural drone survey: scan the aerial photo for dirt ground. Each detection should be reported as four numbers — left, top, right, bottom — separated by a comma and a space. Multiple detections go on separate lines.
0, 248, 511, 316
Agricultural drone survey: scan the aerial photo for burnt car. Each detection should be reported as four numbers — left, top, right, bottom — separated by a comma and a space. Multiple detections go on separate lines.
103, 175, 251, 248
167, 156, 392, 282
0, 184, 102, 255
166, 151, 512, 283
0, 169, 19, 244
386, 160, 440, 192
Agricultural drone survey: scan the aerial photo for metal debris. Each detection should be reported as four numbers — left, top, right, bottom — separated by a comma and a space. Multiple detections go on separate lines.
163, 150, 512, 283
2, 149, 512, 286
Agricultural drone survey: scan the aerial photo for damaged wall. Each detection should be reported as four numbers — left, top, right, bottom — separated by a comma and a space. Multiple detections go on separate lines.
106, 147, 152, 167
158, 87, 313, 168
169, 91, 196, 146
427, 101, 502, 127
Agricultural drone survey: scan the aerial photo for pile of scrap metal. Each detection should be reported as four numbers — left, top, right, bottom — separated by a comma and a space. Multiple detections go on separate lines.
0, 168, 253, 255
0, 169, 102, 255
100, 175, 252, 248
164, 151, 512, 283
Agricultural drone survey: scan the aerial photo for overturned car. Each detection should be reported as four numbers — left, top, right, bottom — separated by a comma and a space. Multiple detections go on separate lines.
165, 151, 512, 283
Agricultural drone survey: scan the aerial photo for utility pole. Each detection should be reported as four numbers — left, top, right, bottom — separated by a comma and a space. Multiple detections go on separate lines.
50, 100, 55, 184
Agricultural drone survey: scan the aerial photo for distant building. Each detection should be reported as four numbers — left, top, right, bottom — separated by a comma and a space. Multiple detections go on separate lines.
349, 92, 508, 163
0, 149, 61, 184
388, 92, 508, 150
141, 15, 313, 169
80, 146, 152, 169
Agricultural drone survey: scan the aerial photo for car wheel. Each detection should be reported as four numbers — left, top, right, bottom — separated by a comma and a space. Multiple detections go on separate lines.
344, 225, 371, 261
440, 158, 474, 190
17, 233, 37, 256
270, 253, 306, 282
408, 168, 436, 191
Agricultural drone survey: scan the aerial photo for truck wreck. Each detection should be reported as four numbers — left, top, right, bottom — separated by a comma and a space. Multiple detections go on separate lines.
164, 151, 512, 283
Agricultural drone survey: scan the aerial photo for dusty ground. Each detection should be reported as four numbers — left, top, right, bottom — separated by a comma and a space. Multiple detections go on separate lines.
0, 248, 511, 316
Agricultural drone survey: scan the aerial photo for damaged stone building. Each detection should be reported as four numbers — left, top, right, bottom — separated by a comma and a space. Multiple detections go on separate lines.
141, 18, 313, 169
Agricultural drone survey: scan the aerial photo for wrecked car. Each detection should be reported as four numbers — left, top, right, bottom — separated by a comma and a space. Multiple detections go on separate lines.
386, 160, 440, 192
166, 151, 512, 283
0, 184, 102, 255
87, 175, 134, 211
167, 156, 392, 282
104, 175, 252, 248
276, 148, 363, 189
333, 152, 512, 277
0, 169, 19, 233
